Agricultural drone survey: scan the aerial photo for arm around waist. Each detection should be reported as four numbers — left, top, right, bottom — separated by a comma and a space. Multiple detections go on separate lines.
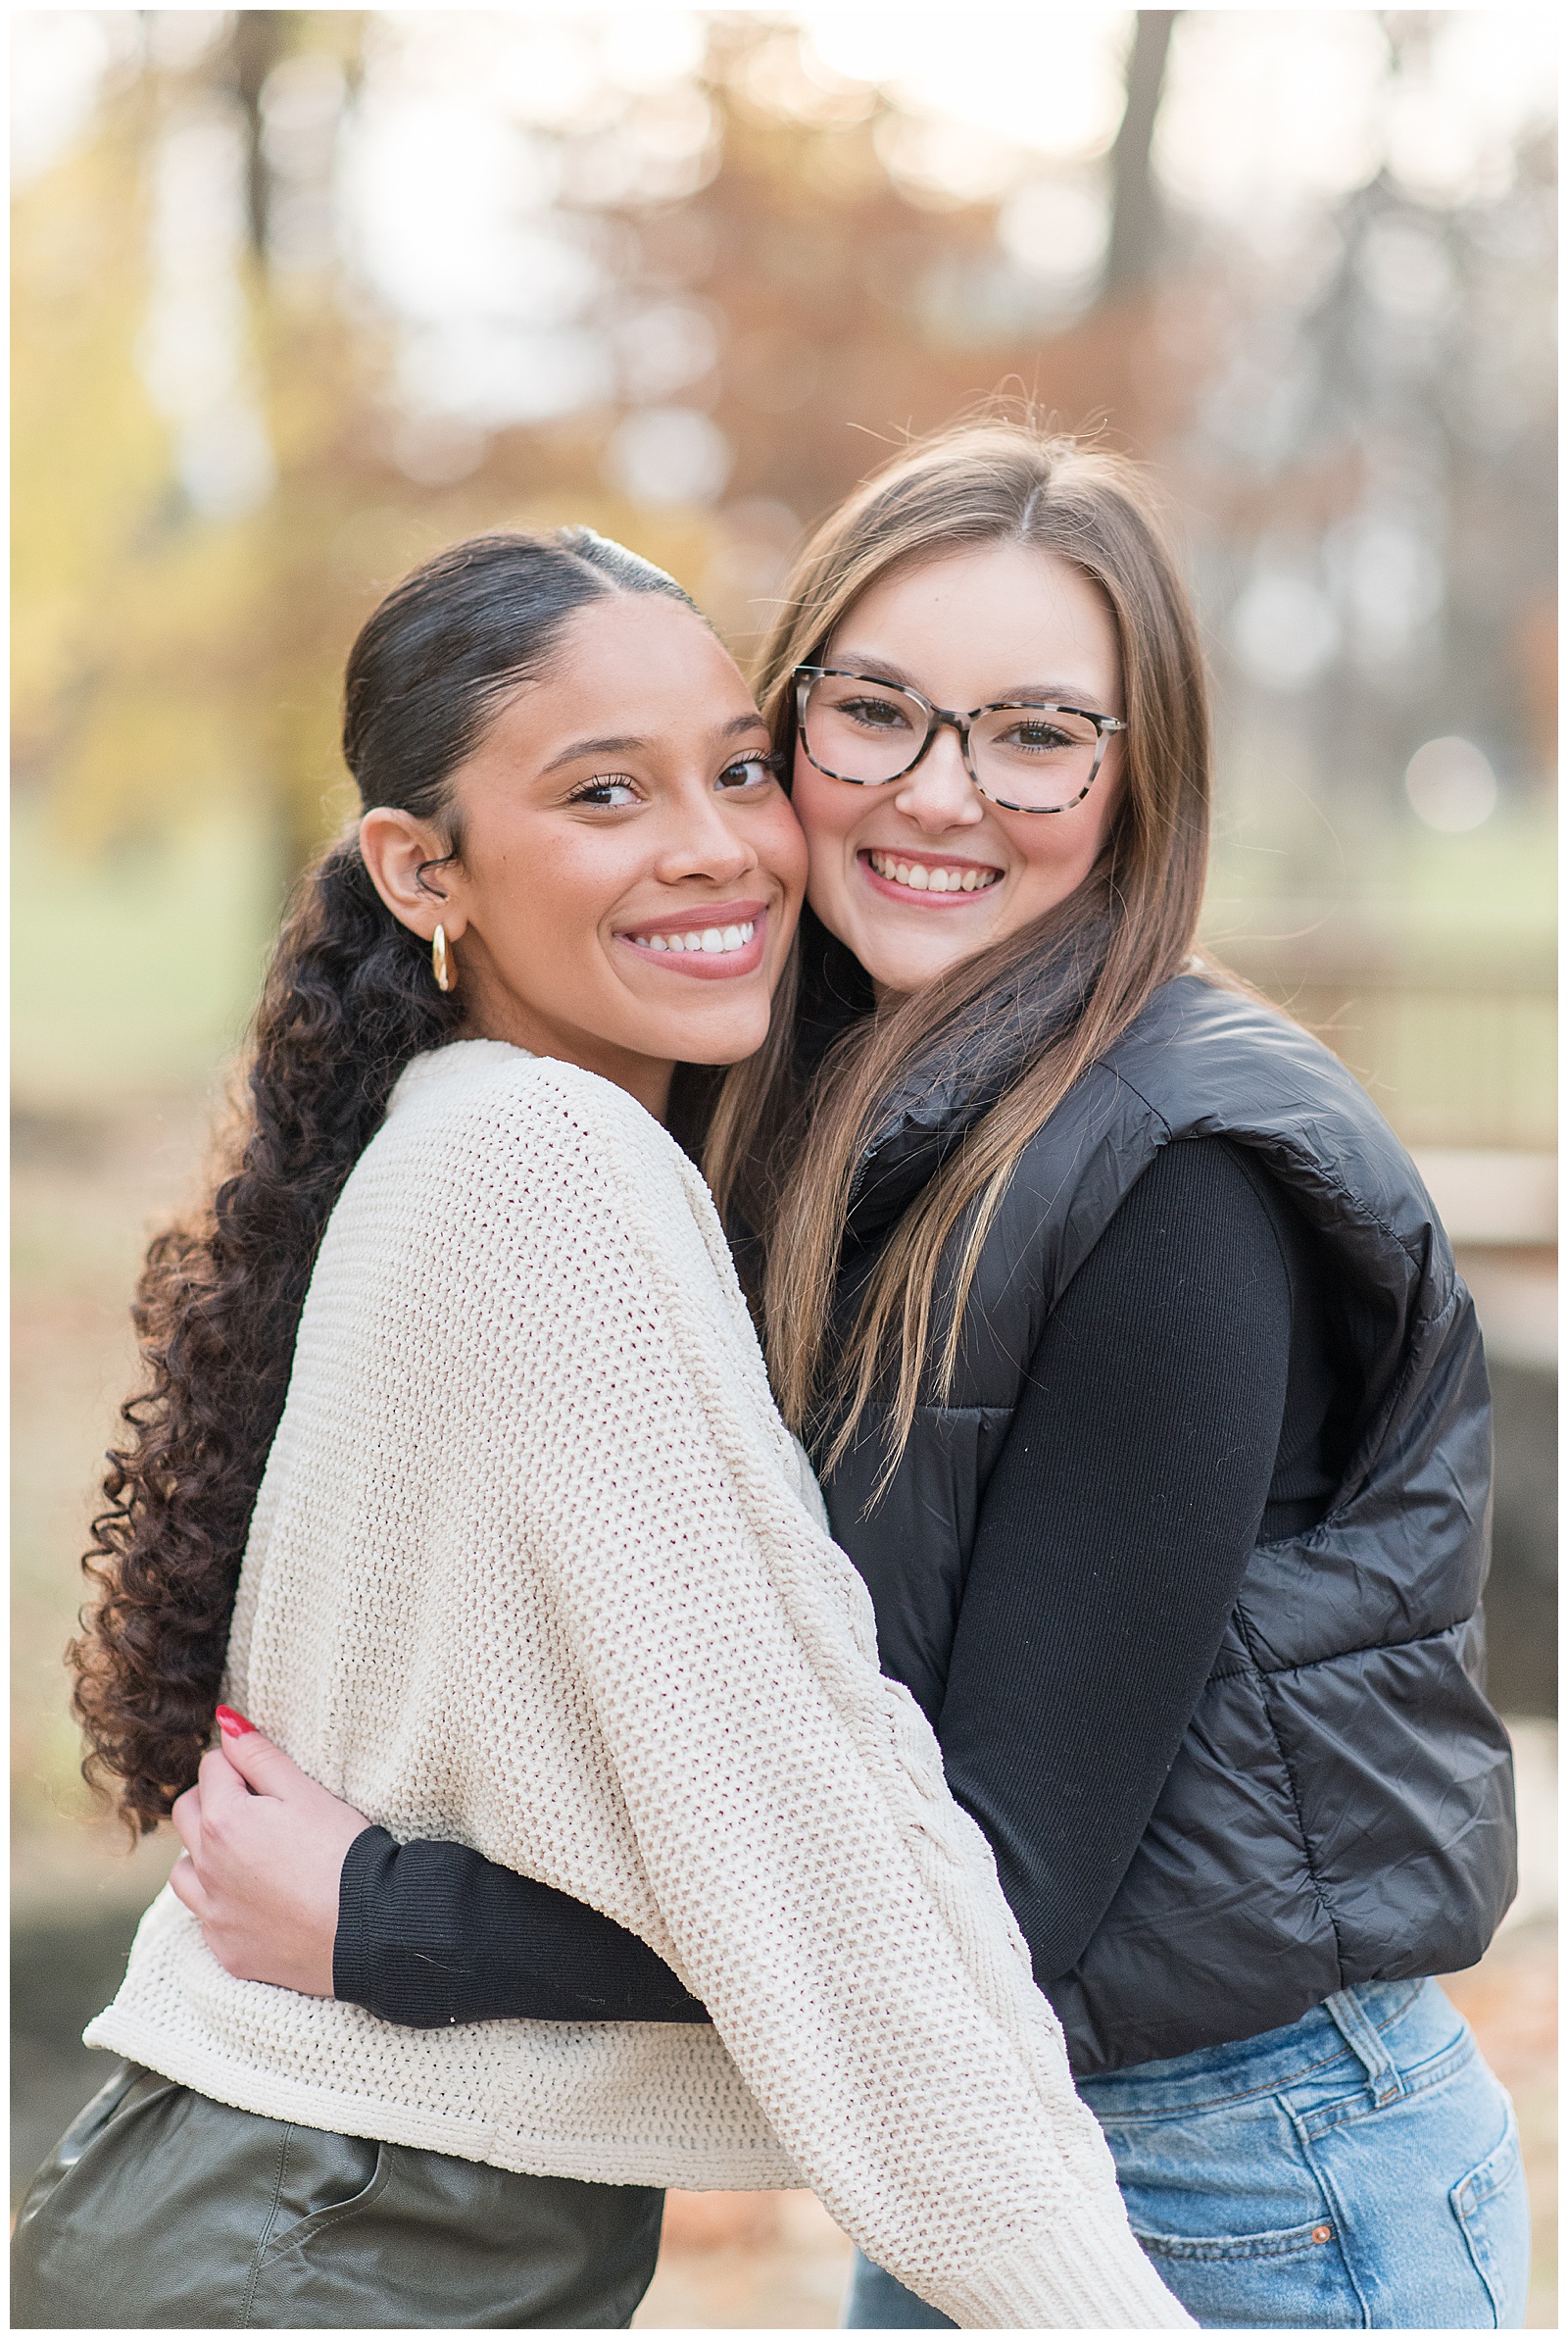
328, 1057, 1193, 2327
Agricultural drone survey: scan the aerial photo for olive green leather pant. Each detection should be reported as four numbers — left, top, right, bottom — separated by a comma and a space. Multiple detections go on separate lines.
12, 2063, 664, 2329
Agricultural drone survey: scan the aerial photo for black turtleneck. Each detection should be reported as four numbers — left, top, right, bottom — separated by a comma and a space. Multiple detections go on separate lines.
333, 1132, 1348, 2028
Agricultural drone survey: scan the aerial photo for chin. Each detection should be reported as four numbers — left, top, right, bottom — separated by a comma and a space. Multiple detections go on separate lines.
866, 944, 973, 995
663, 1008, 773, 1068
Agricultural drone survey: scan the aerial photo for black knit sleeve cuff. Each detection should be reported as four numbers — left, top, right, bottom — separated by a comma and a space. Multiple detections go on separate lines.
332, 1823, 397, 2013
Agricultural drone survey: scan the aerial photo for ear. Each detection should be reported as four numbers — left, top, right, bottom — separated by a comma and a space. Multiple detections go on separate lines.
359, 808, 469, 942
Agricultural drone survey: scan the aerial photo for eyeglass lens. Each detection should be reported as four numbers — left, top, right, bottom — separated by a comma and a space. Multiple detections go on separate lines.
801, 673, 1102, 813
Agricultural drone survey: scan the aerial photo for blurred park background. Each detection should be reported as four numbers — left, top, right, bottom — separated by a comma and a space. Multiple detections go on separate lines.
11, 8, 1556, 2319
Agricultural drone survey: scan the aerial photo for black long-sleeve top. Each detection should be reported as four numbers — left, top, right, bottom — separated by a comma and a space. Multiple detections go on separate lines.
333, 1136, 1349, 2028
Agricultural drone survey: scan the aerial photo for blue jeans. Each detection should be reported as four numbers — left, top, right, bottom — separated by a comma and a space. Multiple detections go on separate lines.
844, 1978, 1529, 2329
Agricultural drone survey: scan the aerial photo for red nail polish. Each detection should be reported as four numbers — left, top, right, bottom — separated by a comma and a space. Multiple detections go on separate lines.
215, 1705, 255, 1737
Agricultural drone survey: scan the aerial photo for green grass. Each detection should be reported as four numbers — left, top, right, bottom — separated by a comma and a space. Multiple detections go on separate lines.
12, 803, 282, 1111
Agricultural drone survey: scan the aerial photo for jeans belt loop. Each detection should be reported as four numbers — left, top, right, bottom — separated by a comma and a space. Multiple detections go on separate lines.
1322, 1986, 1406, 2108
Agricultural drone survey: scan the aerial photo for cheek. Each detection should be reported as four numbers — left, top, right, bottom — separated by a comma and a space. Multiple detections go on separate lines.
472, 829, 619, 971
1013, 820, 1093, 886
1009, 767, 1122, 894
759, 793, 809, 894
790, 753, 860, 862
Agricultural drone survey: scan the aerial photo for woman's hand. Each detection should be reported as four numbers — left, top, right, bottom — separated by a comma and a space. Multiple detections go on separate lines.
169, 1710, 370, 1997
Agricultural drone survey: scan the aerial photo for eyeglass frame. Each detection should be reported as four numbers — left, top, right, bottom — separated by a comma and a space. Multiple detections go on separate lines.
791, 665, 1127, 816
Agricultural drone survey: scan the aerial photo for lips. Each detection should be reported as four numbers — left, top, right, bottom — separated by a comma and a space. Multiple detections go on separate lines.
616, 901, 769, 980
860, 849, 1004, 902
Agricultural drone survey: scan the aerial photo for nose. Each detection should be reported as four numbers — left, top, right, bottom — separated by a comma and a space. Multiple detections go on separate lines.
890, 722, 984, 832
653, 777, 759, 887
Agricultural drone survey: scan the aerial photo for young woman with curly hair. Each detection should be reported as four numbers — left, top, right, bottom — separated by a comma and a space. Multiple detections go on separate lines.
164, 424, 1526, 2330
13, 524, 1186, 2332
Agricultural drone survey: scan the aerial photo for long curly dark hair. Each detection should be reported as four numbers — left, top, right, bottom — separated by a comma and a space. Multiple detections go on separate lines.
71, 526, 699, 1833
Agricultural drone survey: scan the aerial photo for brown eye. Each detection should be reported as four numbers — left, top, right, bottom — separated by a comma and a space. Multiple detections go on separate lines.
840, 695, 912, 732
717, 753, 781, 792
999, 720, 1076, 753
567, 774, 640, 809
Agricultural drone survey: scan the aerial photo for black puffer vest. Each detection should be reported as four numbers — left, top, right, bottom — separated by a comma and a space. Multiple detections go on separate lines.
818, 970, 1517, 2076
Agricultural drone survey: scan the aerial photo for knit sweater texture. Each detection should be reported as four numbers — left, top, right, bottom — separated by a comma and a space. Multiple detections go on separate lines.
85, 1040, 1187, 2330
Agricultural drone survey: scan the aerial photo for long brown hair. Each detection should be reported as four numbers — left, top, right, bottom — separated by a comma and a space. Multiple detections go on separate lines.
706, 422, 1212, 1491
71, 527, 701, 1833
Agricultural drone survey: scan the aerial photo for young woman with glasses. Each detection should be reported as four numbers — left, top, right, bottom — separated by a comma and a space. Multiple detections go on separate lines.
14, 524, 1187, 2332
57, 425, 1526, 2330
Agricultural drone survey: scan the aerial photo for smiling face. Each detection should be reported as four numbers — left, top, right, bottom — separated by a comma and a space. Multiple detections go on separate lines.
791, 540, 1126, 999
359, 592, 807, 1120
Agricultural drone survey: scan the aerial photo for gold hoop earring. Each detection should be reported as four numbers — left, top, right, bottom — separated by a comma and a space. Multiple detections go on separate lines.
431, 924, 456, 993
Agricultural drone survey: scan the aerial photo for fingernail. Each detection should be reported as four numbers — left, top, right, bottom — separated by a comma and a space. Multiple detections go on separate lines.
215, 1705, 255, 1737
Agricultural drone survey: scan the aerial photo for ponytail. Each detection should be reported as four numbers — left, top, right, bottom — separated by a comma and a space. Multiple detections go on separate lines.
71, 846, 459, 1828
71, 526, 697, 1830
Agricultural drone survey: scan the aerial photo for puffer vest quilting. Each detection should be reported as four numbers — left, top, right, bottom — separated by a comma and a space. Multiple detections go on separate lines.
818, 971, 1517, 2076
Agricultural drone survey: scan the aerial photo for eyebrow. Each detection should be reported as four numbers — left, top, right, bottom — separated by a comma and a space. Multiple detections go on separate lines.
539, 712, 766, 776
828, 651, 1107, 706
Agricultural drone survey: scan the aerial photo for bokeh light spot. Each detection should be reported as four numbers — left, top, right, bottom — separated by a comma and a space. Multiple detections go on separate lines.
1404, 737, 1499, 832
605, 407, 735, 508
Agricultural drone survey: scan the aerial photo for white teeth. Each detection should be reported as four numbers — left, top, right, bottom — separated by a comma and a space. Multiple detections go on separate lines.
631, 920, 756, 955
870, 851, 999, 895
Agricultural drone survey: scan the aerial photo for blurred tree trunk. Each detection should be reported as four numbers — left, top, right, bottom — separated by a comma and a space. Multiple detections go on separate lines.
1104, 11, 1177, 298
231, 11, 295, 259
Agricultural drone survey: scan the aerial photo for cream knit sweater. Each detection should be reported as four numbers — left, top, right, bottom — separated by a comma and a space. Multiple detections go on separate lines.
88, 1040, 1188, 2330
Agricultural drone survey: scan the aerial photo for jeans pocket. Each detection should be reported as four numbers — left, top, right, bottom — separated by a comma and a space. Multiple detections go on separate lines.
1134, 2216, 1339, 2265
1450, 2100, 1531, 2329
1130, 2215, 1356, 2329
